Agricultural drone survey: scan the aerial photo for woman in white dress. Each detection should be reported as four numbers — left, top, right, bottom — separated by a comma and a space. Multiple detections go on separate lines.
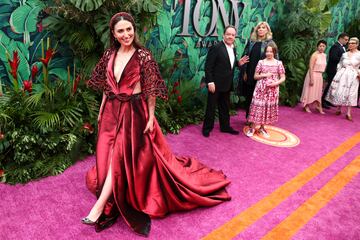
325, 37, 360, 121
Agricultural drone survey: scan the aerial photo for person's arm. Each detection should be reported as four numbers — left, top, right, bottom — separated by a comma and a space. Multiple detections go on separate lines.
87, 49, 111, 92
139, 48, 168, 133
238, 55, 249, 66
144, 96, 155, 133
205, 45, 217, 93
240, 41, 250, 81
254, 60, 271, 80
98, 93, 107, 122
308, 52, 317, 86
272, 73, 286, 86
254, 72, 272, 80
268, 61, 286, 87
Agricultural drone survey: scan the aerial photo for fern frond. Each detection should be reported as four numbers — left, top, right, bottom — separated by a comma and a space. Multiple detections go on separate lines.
79, 90, 99, 118
60, 105, 83, 127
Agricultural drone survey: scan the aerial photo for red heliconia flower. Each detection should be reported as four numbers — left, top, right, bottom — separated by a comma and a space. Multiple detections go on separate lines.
170, 89, 180, 95
83, 122, 94, 134
177, 95, 182, 104
8, 51, 20, 79
31, 65, 39, 80
0, 169, 4, 177
179, 0, 184, 5
40, 48, 55, 66
73, 75, 81, 94
23, 80, 32, 93
173, 81, 180, 88
37, 22, 43, 32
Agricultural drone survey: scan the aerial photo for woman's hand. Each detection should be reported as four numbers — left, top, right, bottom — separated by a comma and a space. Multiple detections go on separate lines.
267, 81, 278, 87
309, 81, 314, 86
144, 118, 154, 134
263, 72, 273, 78
243, 72, 248, 82
208, 83, 216, 93
238, 55, 249, 66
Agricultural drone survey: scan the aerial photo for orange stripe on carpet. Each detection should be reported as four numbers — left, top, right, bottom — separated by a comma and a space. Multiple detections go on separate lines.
202, 132, 360, 240
261, 155, 360, 240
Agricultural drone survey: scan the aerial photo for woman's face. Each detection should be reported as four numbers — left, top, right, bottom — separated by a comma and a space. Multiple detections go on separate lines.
265, 46, 274, 59
112, 20, 134, 47
257, 24, 268, 38
348, 41, 359, 51
317, 43, 326, 53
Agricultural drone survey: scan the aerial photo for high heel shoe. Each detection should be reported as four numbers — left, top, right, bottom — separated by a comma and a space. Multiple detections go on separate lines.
346, 115, 353, 121
335, 110, 341, 115
81, 217, 97, 225
81, 212, 102, 226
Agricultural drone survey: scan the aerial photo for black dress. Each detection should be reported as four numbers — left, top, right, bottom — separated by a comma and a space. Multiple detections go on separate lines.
244, 42, 262, 118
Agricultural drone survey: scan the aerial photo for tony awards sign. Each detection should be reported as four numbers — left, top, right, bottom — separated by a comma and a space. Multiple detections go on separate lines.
178, 0, 245, 48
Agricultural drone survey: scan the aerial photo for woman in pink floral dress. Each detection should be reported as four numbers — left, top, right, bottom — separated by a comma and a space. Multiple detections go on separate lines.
246, 43, 286, 137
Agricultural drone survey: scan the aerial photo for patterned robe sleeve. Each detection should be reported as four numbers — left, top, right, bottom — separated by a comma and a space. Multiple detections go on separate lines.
87, 49, 112, 93
138, 48, 168, 100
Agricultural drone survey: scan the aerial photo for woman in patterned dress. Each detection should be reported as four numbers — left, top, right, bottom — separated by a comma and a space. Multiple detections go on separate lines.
300, 40, 327, 114
246, 43, 286, 137
325, 37, 360, 121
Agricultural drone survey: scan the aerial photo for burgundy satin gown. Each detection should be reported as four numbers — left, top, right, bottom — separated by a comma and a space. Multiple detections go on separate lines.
86, 47, 231, 236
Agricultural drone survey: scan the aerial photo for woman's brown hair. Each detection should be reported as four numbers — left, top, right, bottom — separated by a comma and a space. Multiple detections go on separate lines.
109, 12, 142, 49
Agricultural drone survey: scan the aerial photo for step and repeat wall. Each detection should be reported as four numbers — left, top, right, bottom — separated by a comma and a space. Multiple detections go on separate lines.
0, 0, 359, 88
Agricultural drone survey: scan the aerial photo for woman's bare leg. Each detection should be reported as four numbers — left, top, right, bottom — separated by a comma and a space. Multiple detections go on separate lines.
86, 164, 113, 221
347, 106, 352, 117
316, 101, 325, 114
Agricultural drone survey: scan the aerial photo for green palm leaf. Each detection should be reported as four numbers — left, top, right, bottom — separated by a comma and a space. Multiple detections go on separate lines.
32, 111, 61, 129
79, 90, 99, 118
60, 105, 83, 127
93, 9, 112, 48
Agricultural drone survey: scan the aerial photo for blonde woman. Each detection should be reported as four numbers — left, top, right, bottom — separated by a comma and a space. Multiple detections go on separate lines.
325, 37, 360, 121
239, 22, 278, 124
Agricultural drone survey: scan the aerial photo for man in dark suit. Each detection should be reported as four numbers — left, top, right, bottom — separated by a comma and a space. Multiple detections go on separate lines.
202, 25, 249, 137
322, 33, 349, 109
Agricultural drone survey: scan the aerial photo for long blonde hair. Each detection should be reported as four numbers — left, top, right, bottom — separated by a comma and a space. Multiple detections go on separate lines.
250, 22, 273, 41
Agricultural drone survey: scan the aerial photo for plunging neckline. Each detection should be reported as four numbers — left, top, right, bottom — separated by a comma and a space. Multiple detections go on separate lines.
113, 49, 137, 83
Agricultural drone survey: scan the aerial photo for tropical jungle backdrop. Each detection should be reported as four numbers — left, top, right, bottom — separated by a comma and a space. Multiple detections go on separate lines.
0, 0, 359, 184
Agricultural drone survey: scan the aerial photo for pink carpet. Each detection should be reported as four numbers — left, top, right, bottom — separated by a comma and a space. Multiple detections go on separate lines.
1, 105, 359, 240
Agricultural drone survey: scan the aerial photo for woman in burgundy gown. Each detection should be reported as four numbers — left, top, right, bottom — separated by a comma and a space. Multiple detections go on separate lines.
81, 12, 231, 236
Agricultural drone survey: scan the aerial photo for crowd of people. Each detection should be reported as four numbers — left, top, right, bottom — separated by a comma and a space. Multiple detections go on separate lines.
203, 23, 360, 139
81, 12, 359, 236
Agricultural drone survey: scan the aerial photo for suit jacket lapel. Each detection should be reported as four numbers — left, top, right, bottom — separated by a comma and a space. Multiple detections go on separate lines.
336, 42, 345, 53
